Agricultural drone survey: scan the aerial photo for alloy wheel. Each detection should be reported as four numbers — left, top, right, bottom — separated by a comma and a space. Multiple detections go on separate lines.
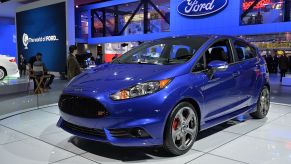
171, 107, 197, 151
259, 89, 270, 116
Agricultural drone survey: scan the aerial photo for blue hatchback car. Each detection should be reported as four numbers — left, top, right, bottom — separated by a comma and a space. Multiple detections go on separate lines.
57, 35, 270, 155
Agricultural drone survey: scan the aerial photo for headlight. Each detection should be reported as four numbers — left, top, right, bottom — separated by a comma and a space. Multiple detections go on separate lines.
110, 78, 172, 100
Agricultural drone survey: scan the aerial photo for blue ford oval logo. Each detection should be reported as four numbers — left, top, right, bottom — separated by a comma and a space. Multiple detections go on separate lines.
177, 0, 228, 17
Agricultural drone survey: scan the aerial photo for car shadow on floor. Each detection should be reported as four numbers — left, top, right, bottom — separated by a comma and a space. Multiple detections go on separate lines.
69, 115, 250, 161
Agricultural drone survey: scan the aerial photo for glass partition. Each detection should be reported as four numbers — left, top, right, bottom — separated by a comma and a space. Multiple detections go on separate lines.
91, 0, 170, 38
240, 0, 286, 25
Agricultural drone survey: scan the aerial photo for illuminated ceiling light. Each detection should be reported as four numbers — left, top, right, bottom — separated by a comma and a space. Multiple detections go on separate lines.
76, 5, 79, 8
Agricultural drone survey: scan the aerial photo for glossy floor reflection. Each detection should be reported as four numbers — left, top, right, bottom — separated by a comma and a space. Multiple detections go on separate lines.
0, 103, 290, 164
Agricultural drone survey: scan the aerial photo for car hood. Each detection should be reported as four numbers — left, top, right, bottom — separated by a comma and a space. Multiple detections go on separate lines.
67, 64, 181, 92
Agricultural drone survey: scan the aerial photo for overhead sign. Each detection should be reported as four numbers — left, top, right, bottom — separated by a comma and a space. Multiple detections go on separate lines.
177, 0, 228, 17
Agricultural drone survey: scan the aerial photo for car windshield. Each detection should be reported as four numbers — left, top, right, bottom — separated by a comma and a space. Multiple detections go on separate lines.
111, 37, 208, 65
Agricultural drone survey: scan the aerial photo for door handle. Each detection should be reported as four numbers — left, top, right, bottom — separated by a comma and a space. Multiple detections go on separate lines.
232, 71, 240, 78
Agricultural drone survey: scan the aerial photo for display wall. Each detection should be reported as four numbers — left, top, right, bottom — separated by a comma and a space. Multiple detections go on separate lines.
0, 24, 16, 57
16, 2, 66, 72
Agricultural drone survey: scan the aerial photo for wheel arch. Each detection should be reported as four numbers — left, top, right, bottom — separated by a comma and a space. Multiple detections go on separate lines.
0, 66, 7, 76
265, 83, 270, 91
177, 98, 201, 130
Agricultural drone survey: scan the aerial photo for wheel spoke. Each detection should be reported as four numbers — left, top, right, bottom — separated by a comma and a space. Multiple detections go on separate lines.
260, 101, 265, 110
185, 127, 194, 135
172, 126, 182, 144
186, 113, 194, 124
180, 134, 187, 150
177, 110, 184, 122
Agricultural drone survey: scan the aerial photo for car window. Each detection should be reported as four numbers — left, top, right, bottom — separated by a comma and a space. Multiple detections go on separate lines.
234, 41, 257, 61
193, 55, 205, 72
170, 45, 191, 59
112, 37, 209, 65
131, 44, 166, 62
205, 40, 233, 65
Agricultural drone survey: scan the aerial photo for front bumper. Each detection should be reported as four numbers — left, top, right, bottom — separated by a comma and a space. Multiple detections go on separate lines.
57, 116, 163, 147
57, 87, 177, 147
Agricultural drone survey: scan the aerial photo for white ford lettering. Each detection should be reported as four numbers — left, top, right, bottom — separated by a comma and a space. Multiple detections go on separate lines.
185, 0, 215, 13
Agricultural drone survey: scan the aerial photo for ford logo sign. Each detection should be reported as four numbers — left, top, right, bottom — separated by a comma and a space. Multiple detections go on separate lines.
177, 0, 228, 17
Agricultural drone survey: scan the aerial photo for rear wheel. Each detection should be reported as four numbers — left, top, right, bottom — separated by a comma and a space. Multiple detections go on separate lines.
163, 102, 199, 156
0, 67, 6, 80
250, 86, 270, 119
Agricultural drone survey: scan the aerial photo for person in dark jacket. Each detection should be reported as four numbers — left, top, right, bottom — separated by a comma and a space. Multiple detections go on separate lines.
67, 45, 81, 80
18, 54, 27, 77
266, 54, 272, 73
288, 55, 291, 73
270, 50, 279, 73
278, 52, 289, 82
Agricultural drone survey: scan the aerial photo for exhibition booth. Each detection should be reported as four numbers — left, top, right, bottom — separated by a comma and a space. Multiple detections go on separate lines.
0, 0, 291, 163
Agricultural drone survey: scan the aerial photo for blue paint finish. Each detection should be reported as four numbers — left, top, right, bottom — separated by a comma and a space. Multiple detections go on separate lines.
57, 35, 269, 147
81, 0, 291, 44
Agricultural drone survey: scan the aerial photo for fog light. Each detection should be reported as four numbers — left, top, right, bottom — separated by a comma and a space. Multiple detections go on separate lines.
130, 128, 150, 138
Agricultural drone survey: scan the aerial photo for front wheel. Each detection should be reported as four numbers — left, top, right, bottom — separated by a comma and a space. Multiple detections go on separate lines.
250, 86, 270, 119
163, 102, 199, 156
0, 68, 6, 80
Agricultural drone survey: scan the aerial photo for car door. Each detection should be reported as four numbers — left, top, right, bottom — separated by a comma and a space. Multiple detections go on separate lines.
233, 40, 260, 107
201, 39, 242, 122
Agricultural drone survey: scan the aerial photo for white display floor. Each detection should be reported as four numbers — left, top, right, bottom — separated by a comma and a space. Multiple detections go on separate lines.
0, 103, 291, 164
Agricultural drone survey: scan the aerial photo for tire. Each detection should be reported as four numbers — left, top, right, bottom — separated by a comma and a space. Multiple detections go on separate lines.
0, 67, 6, 80
250, 86, 270, 119
163, 102, 199, 156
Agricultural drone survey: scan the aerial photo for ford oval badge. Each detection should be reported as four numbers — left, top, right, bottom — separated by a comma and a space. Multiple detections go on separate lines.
177, 0, 228, 17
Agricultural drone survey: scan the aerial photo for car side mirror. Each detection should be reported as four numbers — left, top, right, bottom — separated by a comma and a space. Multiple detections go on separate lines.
207, 60, 229, 72
206, 60, 229, 79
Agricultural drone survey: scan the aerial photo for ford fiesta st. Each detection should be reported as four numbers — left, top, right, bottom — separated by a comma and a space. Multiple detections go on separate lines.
57, 35, 270, 156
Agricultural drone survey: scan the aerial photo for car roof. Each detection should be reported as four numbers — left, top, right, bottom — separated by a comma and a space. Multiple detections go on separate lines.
158, 35, 255, 47
161, 35, 246, 41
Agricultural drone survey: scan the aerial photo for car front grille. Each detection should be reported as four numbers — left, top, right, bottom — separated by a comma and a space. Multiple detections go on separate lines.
58, 94, 109, 118
62, 120, 106, 138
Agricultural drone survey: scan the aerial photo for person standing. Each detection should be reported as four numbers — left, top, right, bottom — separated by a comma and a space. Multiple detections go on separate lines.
270, 50, 279, 73
255, 11, 263, 24
266, 54, 272, 73
18, 54, 27, 77
278, 52, 289, 82
67, 45, 81, 80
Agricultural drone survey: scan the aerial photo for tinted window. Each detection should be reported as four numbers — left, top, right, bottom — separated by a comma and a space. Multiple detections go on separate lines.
205, 40, 233, 65
234, 41, 257, 61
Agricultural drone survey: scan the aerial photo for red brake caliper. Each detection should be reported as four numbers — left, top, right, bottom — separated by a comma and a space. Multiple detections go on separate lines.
172, 118, 179, 130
